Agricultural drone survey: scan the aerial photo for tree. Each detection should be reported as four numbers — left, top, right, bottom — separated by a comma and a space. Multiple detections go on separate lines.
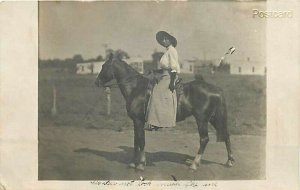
85, 58, 96, 62
52, 58, 63, 67
105, 49, 114, 59
95, 55, 104, 61
72, 54, 84, 63
105, 49, 130, 60
217, 61, 230, 73
115, 49, 130, 60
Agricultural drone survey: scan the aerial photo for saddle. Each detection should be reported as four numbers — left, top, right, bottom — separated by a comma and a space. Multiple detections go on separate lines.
143, 69, 166, 85
175, 78, 184, 96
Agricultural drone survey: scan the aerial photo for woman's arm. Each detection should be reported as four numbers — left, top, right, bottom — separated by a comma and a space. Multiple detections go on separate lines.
168, 47, 179, 92
168, 47, 180, 73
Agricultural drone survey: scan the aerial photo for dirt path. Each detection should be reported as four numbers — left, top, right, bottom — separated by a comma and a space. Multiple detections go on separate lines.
39, 126, 265, 180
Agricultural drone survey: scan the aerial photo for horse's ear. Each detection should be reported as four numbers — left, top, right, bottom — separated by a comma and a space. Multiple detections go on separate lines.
108, 53, 114, 61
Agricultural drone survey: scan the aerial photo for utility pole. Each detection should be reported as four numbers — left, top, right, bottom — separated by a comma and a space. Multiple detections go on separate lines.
102, 43, 109, 58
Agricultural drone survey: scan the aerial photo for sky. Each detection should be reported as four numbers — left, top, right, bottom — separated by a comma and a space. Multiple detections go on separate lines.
39, 1, 266, 64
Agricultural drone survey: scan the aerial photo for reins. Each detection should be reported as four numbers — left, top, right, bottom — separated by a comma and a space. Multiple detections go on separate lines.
101, 73, 142, 88
84, 73, 137, 120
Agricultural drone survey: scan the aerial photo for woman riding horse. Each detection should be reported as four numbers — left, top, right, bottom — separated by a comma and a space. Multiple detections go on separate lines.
95, 32, 235, 171
146, 31, 180, 130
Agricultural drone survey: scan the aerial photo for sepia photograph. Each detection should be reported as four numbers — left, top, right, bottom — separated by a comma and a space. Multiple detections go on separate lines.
37, 1, 267, 181
1, 0, 300, 189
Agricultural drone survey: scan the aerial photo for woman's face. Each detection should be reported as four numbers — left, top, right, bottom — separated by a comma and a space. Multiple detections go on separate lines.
162, 36, 171, 47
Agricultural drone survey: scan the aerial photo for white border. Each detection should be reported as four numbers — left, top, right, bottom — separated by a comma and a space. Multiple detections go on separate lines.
0, 1, 299, 190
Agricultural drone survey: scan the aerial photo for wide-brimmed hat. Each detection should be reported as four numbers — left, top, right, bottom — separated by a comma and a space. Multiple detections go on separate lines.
156, 31, 177, 47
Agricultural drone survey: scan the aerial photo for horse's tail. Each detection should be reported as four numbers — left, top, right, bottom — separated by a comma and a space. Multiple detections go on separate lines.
210, 92, 229, 142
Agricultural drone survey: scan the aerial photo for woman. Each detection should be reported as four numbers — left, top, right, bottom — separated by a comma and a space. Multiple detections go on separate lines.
146, 31, 180, 130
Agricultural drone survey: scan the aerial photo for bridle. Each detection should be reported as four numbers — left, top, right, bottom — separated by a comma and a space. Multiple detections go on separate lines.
86, 58, 147, 120
87, 61, 141, 120
101, 74, 141, 88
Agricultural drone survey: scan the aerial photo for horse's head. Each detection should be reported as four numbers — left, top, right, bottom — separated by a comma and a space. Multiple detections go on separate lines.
95, 53, 115, 87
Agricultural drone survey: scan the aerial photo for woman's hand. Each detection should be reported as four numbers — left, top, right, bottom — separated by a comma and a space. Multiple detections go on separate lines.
169, 83, 175, 92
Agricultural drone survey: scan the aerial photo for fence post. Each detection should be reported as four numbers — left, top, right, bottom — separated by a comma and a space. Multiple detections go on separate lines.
105, 87, 111, 116
51, 84, 57, 116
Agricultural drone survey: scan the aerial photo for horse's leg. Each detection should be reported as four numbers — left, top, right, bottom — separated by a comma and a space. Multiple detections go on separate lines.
134, 119, 146, 171
190, 116, 209, 170
129, 126, 139, 169
210, 108, 235, 167
225, 136, 234, 167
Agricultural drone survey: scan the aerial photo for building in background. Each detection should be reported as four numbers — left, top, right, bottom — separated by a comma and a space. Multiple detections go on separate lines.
180, 60, 194, 74
230, 59, 266, 75
124, 57, 144, 74
191, 59, 214, 74
76, 58, 194, 75
76, 61, 104, 75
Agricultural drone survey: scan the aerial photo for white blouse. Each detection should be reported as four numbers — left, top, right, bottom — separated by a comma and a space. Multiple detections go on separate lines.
159, 45, 180, 73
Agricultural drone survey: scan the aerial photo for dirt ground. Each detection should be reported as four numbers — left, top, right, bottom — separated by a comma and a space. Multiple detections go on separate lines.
38, 126, 265, 180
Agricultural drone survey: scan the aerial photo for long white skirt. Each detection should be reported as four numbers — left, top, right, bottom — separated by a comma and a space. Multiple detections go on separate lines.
146, 74, 177, 128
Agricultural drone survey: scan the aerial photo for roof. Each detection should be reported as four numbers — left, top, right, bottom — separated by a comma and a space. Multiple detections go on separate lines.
229, 60, 265, 66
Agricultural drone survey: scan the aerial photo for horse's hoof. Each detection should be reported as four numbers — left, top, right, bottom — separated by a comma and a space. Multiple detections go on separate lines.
189, 163, 198, 171
140, 160, 146, 166
136, 164, 145, 171
226, 159, 234, 167
128, 163, 136, 169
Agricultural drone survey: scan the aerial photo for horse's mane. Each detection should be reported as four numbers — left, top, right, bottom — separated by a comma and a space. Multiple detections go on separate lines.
111, 56, 153, 83
120, 59, 141, 75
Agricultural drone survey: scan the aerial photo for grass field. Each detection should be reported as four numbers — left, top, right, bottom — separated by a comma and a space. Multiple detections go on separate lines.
38, 68, 266, 136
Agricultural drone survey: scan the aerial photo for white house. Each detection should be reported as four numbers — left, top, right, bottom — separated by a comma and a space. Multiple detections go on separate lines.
77, 58, 194, 75
124, 57, 144, 74
180, 60, 194, 74
230, 60, 266, 75
76, 61, 105, 75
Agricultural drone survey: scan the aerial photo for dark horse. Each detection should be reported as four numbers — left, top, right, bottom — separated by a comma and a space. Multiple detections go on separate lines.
95, 54, 234, 171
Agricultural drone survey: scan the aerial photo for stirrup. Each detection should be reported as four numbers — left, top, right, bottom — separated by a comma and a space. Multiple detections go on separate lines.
144, 124, 153, 131
144, 124, 160, 131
